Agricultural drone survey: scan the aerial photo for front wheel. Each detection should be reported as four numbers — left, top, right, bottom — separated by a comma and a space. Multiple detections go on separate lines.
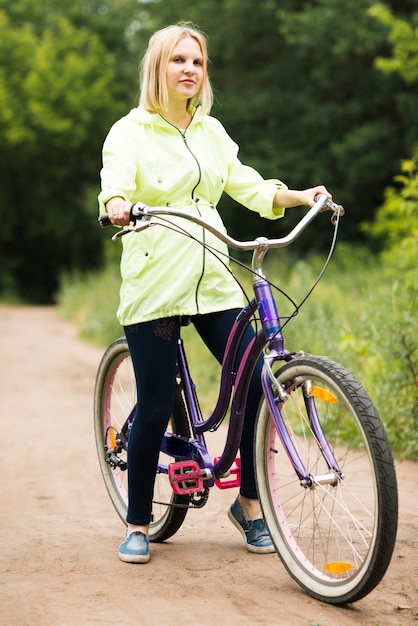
93, 337, 191, 542
254, 355, 398, 605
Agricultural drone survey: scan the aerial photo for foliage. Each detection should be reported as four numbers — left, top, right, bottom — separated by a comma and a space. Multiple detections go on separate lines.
370, 3, 418, 84
57, 264, 122, 348
365, 159, 418, 267
0, 1, 121, 301
359, 5, 418, 458
360, 157, 418, 460
362, 275, 418, 459
364, 4, 418, 268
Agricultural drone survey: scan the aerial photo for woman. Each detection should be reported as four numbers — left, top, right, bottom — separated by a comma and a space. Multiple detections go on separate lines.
99, 22, 331, 563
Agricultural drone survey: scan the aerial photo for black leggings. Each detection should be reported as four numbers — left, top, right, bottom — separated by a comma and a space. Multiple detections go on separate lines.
124, 309, 263, 525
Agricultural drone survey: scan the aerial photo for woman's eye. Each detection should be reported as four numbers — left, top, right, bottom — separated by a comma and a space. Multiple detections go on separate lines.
171, 57, 202, 65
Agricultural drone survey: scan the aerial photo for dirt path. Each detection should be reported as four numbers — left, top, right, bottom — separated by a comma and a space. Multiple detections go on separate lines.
0, 305, 417, 626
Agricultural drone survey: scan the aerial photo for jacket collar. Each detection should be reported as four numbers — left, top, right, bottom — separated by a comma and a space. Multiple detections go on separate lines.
127, 104, 203, 128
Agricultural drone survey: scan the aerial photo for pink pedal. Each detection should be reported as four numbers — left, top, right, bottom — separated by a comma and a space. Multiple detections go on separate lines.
168, 460, 204, 495
214, 456, 241, 489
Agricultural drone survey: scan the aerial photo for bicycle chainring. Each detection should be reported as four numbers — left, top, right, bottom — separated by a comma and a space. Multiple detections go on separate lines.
188, 487, 209, 508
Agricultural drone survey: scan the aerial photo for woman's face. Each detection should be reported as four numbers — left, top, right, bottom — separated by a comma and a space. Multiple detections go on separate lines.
166, 36, 204, 106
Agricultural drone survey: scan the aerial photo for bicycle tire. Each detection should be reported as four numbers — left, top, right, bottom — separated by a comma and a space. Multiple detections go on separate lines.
93, 337, 191, 543
254, 354, 398, 605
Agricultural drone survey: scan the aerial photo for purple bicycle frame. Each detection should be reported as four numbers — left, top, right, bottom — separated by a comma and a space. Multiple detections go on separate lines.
178, 299, 264, 480
166, 275, 341, 487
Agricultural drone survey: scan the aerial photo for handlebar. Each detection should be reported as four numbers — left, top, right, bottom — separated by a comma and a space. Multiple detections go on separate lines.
98, 196, 344, 255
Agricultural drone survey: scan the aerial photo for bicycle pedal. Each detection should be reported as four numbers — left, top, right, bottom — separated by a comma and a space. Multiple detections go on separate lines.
214, 456, 241, 489
168, 460, 204, 495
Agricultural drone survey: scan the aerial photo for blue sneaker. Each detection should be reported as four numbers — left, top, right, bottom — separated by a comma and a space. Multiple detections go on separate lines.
118, 531, 150, 564
228, 497, 275, 554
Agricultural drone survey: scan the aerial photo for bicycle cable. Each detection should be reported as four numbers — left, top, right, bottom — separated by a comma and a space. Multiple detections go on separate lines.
274, 206, 342, 332
143, 208, 342, 332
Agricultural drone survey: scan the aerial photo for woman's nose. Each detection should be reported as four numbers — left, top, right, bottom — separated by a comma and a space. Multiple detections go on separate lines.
184, 61, 195, 74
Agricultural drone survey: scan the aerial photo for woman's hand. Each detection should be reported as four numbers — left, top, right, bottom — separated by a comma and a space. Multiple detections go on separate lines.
274, 185, 332, 209
105, 197, 133, 226
299, 185, 332, 208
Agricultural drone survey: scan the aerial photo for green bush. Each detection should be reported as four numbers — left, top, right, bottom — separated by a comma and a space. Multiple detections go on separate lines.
57, 266, 122, 347
280, 246, 417, 459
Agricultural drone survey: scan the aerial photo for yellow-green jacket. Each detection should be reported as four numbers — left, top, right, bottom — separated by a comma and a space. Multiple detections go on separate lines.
98, 106, 287, 326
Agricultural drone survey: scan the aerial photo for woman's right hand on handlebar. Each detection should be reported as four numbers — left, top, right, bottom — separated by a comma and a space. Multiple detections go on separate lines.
105, 197, 133, 226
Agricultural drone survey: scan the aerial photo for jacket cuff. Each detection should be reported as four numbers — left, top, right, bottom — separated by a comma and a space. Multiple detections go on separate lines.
98, 189, 127, 214
266, 179, 287, 219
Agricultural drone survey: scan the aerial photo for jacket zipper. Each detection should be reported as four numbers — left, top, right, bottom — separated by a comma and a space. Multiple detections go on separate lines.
177, 128, 205, 315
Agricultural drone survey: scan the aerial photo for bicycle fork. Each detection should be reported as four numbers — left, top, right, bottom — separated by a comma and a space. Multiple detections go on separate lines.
261, 354, 343, 488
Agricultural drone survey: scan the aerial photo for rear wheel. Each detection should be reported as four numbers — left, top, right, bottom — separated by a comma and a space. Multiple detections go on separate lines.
255, 355, 398, 604
93, 337, 191, 542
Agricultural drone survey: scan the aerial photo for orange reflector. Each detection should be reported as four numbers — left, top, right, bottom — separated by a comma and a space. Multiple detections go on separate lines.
324, 561, 353, 574
109, 429, 117, 449
310, 386, 338, 403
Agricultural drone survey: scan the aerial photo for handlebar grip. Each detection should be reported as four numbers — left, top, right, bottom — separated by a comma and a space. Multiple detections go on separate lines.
98, 214, 112, 228
98, 202, 149, 229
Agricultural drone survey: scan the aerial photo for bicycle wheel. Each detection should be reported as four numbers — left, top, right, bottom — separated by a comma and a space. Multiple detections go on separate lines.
254, 354, 398, 605
94, 337, 191, 542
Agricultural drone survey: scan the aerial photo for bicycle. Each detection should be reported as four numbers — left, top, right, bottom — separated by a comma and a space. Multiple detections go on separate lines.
94, 195, 398, 605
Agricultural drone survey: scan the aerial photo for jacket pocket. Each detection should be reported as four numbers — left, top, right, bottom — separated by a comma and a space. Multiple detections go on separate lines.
120, 238, 153, 279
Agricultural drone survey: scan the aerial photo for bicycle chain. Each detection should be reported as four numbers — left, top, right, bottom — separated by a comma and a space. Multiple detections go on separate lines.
152, 487, 209, 509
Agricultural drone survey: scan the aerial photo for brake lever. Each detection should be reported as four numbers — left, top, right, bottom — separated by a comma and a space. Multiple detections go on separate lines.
317, 197, 345, 225
111, 220, 154, 241
327, 200, 345, 225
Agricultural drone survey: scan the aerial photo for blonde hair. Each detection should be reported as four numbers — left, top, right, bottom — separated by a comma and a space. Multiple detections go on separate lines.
139, 23, 213, 115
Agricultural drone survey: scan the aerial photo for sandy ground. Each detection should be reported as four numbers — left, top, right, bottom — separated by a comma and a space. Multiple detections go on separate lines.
0, 304, 417, 626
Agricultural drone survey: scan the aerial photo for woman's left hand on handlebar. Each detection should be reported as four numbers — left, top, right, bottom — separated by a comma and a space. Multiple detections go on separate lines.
274, 185, 332, 209
302, 185, 332, 208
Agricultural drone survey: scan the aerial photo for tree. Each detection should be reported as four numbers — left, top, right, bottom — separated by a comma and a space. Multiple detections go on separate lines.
0, 3, 121, 301
365, 3, 418, 267
362, 5, 418, 458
